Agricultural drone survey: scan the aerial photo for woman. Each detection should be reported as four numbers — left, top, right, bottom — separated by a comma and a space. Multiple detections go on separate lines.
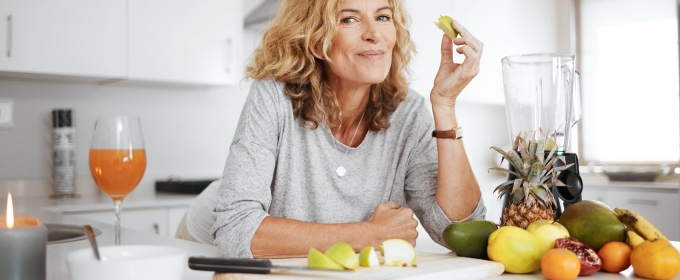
212, 0, 485, 258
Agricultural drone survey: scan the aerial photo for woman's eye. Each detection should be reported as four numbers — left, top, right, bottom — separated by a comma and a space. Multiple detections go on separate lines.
341, 17, 358, 23
377, 15, 391, 21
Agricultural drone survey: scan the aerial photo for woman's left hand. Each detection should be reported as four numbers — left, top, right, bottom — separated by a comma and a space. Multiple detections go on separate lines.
431, 20, 483, 109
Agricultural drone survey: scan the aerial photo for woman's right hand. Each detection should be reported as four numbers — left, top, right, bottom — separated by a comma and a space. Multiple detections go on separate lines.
366, 201, 419, 247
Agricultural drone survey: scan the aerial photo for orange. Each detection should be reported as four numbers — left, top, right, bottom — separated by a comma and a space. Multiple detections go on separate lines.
631, 239, 680, 280
598, 241, 631, 273
541, 248, 581, 280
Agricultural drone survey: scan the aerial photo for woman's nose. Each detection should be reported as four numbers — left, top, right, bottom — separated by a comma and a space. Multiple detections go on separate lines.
361, 21, 383, 43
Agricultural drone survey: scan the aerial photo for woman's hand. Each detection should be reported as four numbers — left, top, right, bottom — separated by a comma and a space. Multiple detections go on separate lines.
431, 20, 483, 109
366, 201, 419, 247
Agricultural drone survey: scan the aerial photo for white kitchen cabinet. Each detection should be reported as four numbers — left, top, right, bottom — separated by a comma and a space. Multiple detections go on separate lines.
607, 188, 680, 241
127, 0, 243, 85
0, 0, 126, 78
67, 206, 190, 236
168, 207, 189, 237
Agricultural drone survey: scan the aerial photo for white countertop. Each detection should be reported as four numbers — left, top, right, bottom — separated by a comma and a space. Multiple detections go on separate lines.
8, 192, 220, 280
9, 192, 680, 280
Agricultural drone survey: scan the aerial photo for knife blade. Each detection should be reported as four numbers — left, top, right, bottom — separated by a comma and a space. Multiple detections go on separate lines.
188, 256, 349, 274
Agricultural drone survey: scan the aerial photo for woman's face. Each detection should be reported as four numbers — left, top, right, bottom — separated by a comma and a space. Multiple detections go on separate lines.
324, 0, 397, 87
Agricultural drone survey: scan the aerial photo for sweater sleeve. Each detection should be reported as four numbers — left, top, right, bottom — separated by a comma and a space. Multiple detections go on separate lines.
211, 78, 282, 258
403, 98, 486, 249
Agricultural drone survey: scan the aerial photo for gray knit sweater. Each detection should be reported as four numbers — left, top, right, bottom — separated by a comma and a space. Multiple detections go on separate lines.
211, 77, 486, 258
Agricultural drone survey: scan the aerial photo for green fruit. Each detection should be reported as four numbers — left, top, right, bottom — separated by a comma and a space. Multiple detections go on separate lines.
487, 226, 541, 274
434, 15, 458, 40
442, 219, 498, 259
558, 200, 626, 252
308, 248, 345, 271
382, 239, 416, 267
359, 246, 379, 267
325, 242, 358, 270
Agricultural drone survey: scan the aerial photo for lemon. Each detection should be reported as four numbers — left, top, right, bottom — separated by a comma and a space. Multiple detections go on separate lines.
434, 15, 458, 40
307, 248, 344, 271
525, 220, 570, 258
487, 226, 541, 274
325, 242, 358, 270
359, 246, 379, 267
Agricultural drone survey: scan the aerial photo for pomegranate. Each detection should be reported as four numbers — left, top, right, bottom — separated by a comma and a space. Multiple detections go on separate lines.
555, 237, 602, 276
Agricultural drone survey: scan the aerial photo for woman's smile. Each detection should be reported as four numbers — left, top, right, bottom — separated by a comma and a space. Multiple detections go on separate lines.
356, 50, 385, 60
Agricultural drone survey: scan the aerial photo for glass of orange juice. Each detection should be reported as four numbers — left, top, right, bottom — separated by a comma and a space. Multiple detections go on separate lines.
89, 116, 146, 246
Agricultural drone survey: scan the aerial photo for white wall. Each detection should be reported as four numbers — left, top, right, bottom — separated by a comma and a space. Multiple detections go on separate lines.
407, 0, 572, 105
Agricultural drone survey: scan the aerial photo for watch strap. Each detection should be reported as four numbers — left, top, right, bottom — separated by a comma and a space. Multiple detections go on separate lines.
432, 127, 463, 139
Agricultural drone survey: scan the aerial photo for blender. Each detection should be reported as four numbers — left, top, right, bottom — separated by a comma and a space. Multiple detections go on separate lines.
500, 53, 583, 219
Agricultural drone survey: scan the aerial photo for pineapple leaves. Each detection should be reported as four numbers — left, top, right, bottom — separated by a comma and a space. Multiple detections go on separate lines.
489, 146, 525, 177
488, 167, 522, 178
493, 180, 514, 194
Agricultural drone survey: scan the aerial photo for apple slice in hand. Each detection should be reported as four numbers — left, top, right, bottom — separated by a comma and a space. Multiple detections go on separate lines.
434, 15, 458, 40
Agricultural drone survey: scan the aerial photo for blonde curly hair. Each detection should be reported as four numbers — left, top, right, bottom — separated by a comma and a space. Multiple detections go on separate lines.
246, 0, 414, 131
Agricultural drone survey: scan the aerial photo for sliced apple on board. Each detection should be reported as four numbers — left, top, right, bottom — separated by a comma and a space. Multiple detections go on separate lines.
434, 15, 458, 40
307, 248, 345, 271
359, 246, 380, 267
324, 242, 359, 270
382, 239, 417, 267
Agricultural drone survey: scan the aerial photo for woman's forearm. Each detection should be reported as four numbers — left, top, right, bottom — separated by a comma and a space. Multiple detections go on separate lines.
250, 216, 379, 258
431, 103, 481, 221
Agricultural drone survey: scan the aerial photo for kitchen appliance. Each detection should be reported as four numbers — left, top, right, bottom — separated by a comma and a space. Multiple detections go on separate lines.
500, 53, 583, 219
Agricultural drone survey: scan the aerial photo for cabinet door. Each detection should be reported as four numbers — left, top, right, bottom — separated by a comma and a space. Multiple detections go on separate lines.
0, 0, 126, 78
70, 208, 169, 236
608, 189, 680, 241
128, 0, 243, 85
580, 188, 608, 204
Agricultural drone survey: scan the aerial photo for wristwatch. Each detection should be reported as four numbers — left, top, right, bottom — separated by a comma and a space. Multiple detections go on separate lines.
432, 127, 463, 139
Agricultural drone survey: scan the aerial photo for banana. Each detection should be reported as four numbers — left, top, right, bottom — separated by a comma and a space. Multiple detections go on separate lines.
626, 229, 645, 248
614, 208, 667, 241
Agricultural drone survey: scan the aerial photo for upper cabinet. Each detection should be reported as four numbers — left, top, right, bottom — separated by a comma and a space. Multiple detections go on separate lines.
0, 0, 126, 79
0, 0, 243, 86
127, 0, 243, 86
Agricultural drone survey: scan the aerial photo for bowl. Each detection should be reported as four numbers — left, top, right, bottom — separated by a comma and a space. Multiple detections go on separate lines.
67, 245, 186, 280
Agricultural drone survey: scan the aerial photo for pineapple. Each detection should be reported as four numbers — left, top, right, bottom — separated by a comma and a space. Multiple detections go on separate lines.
489, 131, 574, 229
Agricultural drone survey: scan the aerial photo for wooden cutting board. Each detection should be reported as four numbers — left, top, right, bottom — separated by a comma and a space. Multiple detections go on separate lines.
213, 252, 505, 280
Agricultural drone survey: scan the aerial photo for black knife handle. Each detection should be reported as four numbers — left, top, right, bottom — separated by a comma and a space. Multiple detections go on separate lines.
188, 257, 273, 274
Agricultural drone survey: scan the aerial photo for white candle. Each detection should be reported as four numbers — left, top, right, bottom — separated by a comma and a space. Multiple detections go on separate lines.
0, 193, 47, 280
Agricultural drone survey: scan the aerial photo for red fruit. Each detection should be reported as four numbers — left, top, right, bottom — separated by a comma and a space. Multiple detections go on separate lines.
555, 237, 602, 276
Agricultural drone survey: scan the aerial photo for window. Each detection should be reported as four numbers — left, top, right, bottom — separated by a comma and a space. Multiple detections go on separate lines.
577, 0, 679, 164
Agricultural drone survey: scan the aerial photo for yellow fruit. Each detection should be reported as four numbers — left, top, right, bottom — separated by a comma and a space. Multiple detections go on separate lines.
487, 226, 541, 274
324, 242, 358, 270
631, 239, 680, 279
382, 239, 416, 267
358, 246, 379, 268
627, 230, 645, 249
526, 220, 570, 258
434, 15, 458, 40
615, 208, 667, 241
307, 248, 345, 271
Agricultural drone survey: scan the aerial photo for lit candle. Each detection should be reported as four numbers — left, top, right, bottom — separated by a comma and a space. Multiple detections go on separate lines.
0, 193, 47, 280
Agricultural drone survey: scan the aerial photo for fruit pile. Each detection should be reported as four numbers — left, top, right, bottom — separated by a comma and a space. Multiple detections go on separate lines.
307, 239, 416, 271
442, 201, 680, 280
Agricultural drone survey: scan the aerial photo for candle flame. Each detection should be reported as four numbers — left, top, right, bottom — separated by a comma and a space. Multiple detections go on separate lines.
7, 192, 13, 229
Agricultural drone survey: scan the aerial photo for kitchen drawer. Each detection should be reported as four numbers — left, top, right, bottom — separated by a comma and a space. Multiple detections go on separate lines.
607, 189, 680, 241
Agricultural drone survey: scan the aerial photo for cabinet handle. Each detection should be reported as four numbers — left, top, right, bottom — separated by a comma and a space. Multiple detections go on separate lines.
153, 223, 159, 235
225, 38, 232, 73
6, 15, 11, 57
627, 199, 658, 206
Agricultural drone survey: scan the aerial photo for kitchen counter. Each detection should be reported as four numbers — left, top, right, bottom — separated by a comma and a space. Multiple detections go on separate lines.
7, 193, 220, 280
7, 193, 680, 280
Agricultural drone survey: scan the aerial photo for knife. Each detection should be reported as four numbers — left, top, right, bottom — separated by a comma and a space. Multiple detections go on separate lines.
188, 256, 349, 274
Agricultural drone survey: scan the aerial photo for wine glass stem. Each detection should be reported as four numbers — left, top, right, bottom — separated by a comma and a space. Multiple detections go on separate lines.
114, 200, 122, 246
